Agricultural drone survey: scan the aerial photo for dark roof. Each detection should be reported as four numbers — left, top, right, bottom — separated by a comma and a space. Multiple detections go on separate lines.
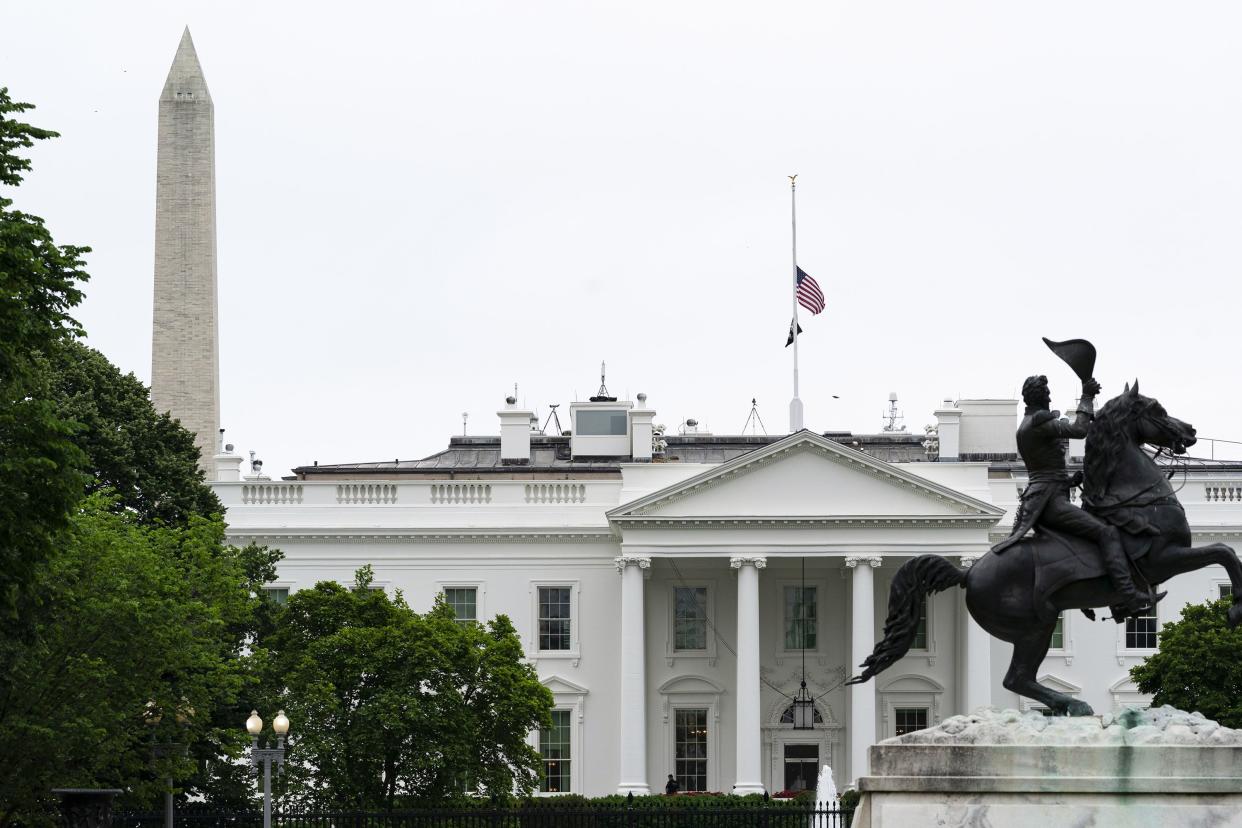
290, 431, 933, 479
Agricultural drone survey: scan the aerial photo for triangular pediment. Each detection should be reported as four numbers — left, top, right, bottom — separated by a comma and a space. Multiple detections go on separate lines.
542, 674, 589, 695
610, 431, 1003, 523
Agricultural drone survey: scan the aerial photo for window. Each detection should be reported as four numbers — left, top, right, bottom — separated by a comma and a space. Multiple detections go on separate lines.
910, 596, 928, 650
539, 709, 572, 793
675, 709, 708, 792
575, 410, 627, 436
784, 586, 817, 650
444, 587, 477, 623
1220, 584, 1232, 601
894, 707, 928, 736
1125, 609, 1158, 650
674, 587, 708, 650
1049, 612, 1065, 650
262, 587, 289, 605
779, 702, 823, 725
539, 587, 572, 651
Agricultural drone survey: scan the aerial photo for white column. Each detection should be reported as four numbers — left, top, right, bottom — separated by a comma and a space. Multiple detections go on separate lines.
730, 555, 766, 795
959, 556, 991, 713
615, 555, 651, 795
846, 555, 881, 784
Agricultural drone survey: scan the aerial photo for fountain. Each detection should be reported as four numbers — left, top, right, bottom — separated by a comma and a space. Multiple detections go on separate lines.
812, 765, 840, 827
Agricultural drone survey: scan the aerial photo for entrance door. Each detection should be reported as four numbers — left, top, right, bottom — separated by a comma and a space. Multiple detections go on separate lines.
783, 743, 818, 792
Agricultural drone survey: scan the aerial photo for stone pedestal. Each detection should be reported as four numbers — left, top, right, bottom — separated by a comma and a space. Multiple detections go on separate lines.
853, 707, 1242, 827
52, 789, 124, 828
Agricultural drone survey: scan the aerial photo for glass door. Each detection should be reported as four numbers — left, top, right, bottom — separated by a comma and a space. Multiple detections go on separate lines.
783, 743, 818, 792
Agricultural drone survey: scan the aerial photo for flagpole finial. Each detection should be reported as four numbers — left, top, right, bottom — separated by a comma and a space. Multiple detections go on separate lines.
789, 174, 797, 186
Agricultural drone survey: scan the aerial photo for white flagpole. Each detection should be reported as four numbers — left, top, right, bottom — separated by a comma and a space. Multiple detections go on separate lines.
789, 175, 804, 432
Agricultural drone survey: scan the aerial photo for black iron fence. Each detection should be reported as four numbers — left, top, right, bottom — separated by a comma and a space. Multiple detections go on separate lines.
114, 807, 851, 828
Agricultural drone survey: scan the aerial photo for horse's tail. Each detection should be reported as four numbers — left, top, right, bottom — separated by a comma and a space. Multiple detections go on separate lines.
845, 555, 966, 685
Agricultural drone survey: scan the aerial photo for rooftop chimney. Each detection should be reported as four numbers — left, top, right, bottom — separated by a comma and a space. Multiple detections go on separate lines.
629, 392, 655, 462
934, 400, 961, 462
213, 429, 242, 481
499, 395, 533, 465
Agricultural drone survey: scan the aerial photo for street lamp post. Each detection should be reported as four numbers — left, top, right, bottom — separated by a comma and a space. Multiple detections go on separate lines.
145, 702, 188, 828
247, 710, 290, 828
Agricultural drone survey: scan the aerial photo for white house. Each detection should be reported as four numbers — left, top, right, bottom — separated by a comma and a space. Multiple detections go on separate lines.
211, 393, 1242, 795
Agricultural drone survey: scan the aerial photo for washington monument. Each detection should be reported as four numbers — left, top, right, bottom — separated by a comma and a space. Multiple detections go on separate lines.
151, 28, 220, 477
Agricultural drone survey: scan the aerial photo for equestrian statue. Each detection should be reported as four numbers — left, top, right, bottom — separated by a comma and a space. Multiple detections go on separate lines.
847, 337, 1242, 716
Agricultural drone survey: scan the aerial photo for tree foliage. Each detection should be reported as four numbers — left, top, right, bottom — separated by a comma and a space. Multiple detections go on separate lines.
39, 339, 221, 525
1131, 598, 1242, 728
0, 497, 261, 827
266, 568, 553, 809
0, 87, 89, 618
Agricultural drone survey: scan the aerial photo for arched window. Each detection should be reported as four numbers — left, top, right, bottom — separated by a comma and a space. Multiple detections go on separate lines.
780, 702, 823, 725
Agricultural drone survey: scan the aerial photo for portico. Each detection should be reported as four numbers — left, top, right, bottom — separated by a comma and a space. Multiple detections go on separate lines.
606, 431, 1002, 792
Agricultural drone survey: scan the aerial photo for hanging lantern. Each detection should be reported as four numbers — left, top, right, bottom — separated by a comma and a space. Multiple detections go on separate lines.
792, 681, 815, 730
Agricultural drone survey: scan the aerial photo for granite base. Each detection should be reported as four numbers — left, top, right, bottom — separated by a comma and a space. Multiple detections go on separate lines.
853, 707, 1242, 828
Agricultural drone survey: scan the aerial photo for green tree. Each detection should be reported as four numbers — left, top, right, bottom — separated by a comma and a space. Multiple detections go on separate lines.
0, 87, 89, 618
267, 568, 553, 808
39, 339, 220, 525
1131, 598, 1242, 727
0, 497, 256, 827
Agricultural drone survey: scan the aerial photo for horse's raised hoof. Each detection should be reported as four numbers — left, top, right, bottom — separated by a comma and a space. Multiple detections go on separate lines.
1227, 600, 1242, 629
1064, 699, 1095, 717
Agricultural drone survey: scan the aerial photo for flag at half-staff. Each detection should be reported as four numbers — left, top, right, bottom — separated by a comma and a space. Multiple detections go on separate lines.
795, 266, 825, 315
785, 175, 821, 432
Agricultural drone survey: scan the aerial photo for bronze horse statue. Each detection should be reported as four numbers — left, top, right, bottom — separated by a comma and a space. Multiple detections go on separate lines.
848, 382, 1242, 716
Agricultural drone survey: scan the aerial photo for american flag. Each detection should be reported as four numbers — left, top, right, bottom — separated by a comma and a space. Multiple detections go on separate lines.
795, 266, 825, 315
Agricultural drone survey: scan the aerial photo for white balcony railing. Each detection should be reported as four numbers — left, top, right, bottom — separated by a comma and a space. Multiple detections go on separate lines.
216, 479, 621, 509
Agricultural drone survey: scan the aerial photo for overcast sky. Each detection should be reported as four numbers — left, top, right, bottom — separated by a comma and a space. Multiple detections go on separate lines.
5, 1, 1242, 475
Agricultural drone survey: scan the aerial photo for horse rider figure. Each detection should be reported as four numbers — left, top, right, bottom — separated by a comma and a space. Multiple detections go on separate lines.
992, 368, 1162, 621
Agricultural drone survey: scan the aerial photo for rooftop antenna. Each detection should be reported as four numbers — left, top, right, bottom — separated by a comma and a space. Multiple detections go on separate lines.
590, 361, 616, 402
742, 398, 768, 435
462, 411, 468, 436
542, 404, 564, 436
882, 392, 906, 432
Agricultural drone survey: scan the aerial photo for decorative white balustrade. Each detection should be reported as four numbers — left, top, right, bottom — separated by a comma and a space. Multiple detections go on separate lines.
218, 479, 619, 508
429, 483, 492, 504
1204, 485, 1242, 503
241, 483, 303, 505
524, 483, 587, 504
337, 483, 398, 504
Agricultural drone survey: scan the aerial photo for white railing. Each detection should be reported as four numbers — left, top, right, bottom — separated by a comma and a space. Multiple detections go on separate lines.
241, 483, 303, 505
337, 483, 398, 504
524, 483, 587, 504
1203, 485, 1242, 503
215, 479, 622, 508
429, 483, 492, 504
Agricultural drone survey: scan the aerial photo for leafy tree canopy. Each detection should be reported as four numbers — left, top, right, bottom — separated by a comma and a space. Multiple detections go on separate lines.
0, 87, 90, 618
0, 497, 260, 826
1131, 598, 1242, 728
265, 567, 553, 809
39, 339, 221, 525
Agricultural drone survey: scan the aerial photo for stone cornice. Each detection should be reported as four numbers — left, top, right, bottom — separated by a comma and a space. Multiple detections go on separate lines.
223, 528, 617, 544
611, 514, 1000, 529
608, 434, 1005, 520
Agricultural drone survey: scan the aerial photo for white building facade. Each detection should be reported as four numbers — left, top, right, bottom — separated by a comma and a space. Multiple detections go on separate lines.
211, 396, 1242, 795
